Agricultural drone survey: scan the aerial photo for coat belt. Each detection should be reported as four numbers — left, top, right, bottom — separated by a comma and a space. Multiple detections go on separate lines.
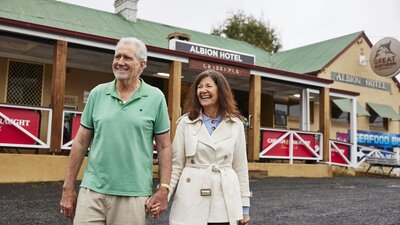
185, 163, 238, 225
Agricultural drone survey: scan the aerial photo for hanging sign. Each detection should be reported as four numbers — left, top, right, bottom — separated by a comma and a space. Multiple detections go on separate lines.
370, 37, 400, 78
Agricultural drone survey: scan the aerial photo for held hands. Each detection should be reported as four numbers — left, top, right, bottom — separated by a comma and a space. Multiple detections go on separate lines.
239, 214, 250, 225
59, 188, 77, 219
145, 186, 169, 219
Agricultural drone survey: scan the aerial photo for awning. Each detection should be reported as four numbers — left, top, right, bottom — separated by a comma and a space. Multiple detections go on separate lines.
367, 103, 400, 120
332, 99, 370, 116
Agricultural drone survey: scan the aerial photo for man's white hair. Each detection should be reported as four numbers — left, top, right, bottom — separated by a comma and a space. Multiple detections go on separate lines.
116, 37, 147, 62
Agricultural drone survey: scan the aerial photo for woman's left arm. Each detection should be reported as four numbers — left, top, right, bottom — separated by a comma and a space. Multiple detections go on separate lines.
232, 120, 251, 207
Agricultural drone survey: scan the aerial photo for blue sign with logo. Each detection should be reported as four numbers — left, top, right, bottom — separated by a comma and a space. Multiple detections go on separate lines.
357, 130, 400, 150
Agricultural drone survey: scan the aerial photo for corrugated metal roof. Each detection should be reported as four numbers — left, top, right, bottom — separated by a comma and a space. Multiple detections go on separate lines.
271, 32, 363, 74
0, 0, 273, 67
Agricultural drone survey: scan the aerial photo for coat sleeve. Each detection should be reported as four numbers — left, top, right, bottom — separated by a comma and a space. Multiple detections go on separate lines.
169, 117, 186, 200
232, 120, 251, 207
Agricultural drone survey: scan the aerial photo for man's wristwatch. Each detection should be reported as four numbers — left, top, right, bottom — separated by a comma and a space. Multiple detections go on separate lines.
157, 183, 171, 192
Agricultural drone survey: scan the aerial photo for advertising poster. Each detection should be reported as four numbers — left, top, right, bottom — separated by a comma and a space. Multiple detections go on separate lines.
261, 130, 319, 157
330, 142, 351, 164
357, 130, 400, 150
0, 106, 40, 144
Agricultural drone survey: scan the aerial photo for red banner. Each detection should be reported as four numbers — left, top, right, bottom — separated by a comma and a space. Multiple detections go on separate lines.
330, 143, 350, 164
71, 114, 81, 139
0, 107, 40, 144
261, 130, 319, 157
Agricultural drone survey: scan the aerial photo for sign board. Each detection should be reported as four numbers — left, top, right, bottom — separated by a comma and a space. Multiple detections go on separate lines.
261, 130, 319, 157
330, 142, 351, 165
357, 130, 400, 150
331, 72, 391, 92
370, 37, 400, 78
189, 59, 250, 77
0, 106, 40, 144
170, 39, 256, 65
64, 95, 78, 109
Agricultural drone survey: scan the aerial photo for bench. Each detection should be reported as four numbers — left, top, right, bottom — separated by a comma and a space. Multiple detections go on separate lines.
365, 156, 400, 175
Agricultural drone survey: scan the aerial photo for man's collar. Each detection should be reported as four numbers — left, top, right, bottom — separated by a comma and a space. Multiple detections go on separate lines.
105, 78, 149, 97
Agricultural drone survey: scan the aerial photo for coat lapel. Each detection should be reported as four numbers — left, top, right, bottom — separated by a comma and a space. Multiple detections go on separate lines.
211, 119, 232, 144
197, 124, 217, 150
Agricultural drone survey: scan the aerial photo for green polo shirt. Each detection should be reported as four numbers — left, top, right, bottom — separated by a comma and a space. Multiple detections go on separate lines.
80, 79, 170, 196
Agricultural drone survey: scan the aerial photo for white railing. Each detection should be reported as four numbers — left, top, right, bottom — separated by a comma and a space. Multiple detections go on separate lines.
61, 110, 82, 150
259, 128, 323, 164
355, 145, 399, 168
329, 140, 352, 167
0, 104, 52, 149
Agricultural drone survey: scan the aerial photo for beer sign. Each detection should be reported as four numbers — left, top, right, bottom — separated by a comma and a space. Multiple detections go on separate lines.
370, 37, 400, 78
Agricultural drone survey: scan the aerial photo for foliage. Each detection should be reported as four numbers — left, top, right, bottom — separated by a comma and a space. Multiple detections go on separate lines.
212, 10, 282, 53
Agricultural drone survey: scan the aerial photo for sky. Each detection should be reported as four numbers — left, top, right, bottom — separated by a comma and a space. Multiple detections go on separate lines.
59, 0, 400, 51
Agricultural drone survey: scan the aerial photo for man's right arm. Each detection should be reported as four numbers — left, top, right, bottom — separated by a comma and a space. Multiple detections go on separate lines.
60, 125, 93, 219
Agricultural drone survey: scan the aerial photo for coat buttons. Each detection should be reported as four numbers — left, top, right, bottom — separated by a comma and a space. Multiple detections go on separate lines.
224, 155, 228, 159
191, 159, 195, 164
186, 178, 191, 183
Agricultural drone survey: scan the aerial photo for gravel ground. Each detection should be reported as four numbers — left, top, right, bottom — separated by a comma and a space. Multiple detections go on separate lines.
1, 176, 400, 225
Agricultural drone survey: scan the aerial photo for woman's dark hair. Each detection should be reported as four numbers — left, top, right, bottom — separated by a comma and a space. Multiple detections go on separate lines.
183, 69, 242, 120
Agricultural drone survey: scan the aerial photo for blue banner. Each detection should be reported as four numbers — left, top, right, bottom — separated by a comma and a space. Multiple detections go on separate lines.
357, 130, 400, 150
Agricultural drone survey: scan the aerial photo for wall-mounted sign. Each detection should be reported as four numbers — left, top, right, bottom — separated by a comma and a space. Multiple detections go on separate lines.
170, 39, 256, 65
370, 37, 400, 78
331, 72, 391, 92
189, 59, 250, 77
64, 95, 78, 109
357, 130, 400, 150
83, 91, 90, 104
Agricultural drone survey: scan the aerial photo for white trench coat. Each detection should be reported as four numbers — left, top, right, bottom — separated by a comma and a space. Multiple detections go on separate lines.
169, 114, 251, 225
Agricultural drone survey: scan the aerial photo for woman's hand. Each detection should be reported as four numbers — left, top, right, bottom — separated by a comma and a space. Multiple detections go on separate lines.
239, 214, 250, 225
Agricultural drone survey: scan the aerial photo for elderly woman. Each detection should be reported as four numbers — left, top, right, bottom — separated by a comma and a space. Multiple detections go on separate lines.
169, 69, 251, 225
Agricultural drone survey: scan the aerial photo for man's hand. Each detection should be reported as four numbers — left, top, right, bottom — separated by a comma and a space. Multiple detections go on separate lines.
145, 187, 168, 219
60, 187, 77, 219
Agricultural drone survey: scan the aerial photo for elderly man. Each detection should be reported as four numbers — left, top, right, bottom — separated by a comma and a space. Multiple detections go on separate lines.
60, 37, 172, 224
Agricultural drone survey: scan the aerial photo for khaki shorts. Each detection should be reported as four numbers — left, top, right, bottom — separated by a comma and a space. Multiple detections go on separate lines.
74, 188, 149, 225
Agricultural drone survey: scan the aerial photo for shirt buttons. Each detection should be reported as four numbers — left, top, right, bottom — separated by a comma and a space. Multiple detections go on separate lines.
186, 178, 191, 183
211, 120, 215, 124
224, 155, 228, 159
211, 126, 216, 130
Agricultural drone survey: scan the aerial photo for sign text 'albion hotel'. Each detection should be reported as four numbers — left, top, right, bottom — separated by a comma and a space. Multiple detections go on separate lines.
170, 39, 255, 65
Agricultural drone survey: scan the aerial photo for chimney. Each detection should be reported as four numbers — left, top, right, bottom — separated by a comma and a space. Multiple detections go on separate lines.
114, 0, 138, 22
167, 32, 191, 42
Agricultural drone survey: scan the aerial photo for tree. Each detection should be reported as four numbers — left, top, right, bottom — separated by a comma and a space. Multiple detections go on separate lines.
212, 10, 282, 53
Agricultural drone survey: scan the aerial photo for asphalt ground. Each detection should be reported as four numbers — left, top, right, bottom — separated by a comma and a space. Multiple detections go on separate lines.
1, 176, 400, 225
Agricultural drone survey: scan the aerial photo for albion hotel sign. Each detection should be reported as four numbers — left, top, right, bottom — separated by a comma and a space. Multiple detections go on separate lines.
331, 72, 391, 92
169, 39, 255, 77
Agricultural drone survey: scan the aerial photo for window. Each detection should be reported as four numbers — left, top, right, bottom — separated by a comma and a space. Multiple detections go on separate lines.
367, 104, 388, 129
6, 60, 44, 106
369, 114, 386, 127
331, 103, 349, 123
274, 103, 287, 126
288, 102, 300, 117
